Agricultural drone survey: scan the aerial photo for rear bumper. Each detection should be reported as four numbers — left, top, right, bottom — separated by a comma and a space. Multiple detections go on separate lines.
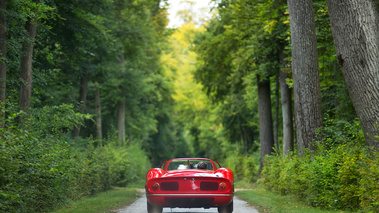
146, 193, 234, 208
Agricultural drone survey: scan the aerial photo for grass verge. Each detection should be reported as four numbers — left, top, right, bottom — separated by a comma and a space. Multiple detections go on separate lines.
235, 181, 350, 213
52, 186, 144, 213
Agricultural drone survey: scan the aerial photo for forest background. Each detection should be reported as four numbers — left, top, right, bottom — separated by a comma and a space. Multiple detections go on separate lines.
0, 0, 378, 212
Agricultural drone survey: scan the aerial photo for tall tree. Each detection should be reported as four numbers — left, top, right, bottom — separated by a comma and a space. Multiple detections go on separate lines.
19, 15, 37, 124
279, 51, 294, 155
326, 0, 379, 150
257, 77, 274, 170
71, 71, 88, 138
116, 55, 126, 143
115, 0, 126, 143
274, 74, 280, 151
287, 0, 323, 155
95, 84, 102, 143
0, 0, 6, 128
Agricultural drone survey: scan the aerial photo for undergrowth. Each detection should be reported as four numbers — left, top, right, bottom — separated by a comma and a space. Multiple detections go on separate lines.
0, 104, 151, 212
262, 121, 379, 212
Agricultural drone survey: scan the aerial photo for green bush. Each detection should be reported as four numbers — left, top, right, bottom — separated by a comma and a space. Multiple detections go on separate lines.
0, 105, 151, 212
262, 138, 379, 212
263, 153, 310, 198
105, 142, 151, 187
224, 151, 259, 183
0, 127, 74, 212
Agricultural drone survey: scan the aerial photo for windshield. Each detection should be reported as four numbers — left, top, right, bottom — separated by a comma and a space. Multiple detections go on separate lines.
167, 160, 214, 171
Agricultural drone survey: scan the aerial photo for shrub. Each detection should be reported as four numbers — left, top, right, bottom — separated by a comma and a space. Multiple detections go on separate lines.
263, 153, 310, 198
0, 127, 75, 212
224, 151, 259, 183
357, 150, 379, 211
0, 105, 151, 212
262, 138, 379, 212
105, 142, 151, 187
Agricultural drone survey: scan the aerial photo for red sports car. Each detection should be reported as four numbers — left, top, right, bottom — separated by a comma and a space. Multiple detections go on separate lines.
145, 158, 234, 213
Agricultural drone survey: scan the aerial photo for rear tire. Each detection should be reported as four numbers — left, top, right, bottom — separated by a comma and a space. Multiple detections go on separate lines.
218, 201, 233, 213
147, 201, 163, 213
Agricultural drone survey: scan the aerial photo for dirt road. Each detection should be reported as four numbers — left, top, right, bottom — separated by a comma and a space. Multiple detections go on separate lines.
115, 193, 259, 213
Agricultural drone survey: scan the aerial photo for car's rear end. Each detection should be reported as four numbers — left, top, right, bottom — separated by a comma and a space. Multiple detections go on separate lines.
146, 171, 234, 208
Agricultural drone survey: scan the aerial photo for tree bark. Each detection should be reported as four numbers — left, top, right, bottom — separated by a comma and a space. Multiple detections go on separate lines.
95, 86, 102, 144
274, 73, 279, 151
326, 0, 379, 150
257, 76, 274, 171
279, 51, 294, 155
0, 0, 6, 128
117, 97, 126, 144
280, 70, 294, 155
287, 0, 323, 156
19, 16, 37, 125
117, 54, 126, 144
71, 72, 88, 138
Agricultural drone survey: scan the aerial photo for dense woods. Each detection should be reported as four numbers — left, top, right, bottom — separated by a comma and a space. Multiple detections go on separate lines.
0, 0, 378, 212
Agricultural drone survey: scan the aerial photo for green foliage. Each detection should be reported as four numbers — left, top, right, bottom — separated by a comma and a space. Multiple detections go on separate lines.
30, 104, 92, 136
105, 142, 151, 187
262, 130, 379, 212
224, 151, 260, 183
0, 105, 150, 212
161, 22, 233, 161
192, 0, 289, 158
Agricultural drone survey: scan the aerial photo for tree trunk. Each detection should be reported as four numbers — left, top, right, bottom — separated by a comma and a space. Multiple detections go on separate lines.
71, 72, 88, 138
19, 16, 37, 125
0, 0, 6, 128
279, 51, 294, 155
274, 73, 279, 151
117, 97, 126, 144
117, 55, 126, 144
287, 0, 323, 156
326, 0, 379, 150
257, 76, 274, 171
95, 86, 102, 144
280, 70, 294, 155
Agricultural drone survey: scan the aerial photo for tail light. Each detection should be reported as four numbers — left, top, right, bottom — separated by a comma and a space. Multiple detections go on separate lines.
152, 182, 160, 191
219, 182, 227, 190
